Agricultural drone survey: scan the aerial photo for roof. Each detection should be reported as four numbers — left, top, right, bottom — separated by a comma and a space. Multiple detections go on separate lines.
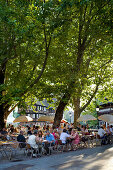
99, 102, 113, 107
36, 98, 56, 108
99, 108, 113, 114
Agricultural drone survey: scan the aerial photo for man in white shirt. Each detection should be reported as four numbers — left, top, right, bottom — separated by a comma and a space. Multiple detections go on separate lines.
98, 126, 108, 145
28, 132, 38, 148
98, 127, 106, 138
27, 132, 39, 157
60, 129, 70, 144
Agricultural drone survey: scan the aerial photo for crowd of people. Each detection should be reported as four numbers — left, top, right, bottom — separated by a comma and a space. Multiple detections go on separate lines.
97, 124, 113, 144
0, 123, 113, 157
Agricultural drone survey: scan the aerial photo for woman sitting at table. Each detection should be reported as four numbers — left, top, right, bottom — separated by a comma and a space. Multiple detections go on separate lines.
35, 130, 43, 154
106, 125, 111, 144
36, 130, 43, 143
82, 126, 90, 135
70, 129, 80, 150
106, 125, 111, 135
81, 126, 89, 143
52, 129, 60, 145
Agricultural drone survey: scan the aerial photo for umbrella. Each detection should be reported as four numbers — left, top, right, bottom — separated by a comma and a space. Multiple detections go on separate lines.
77, 114, 97, 122
37, 115, 55, 122
13, 115, 33, 123
98, 114, 113, 123
61, 119, 68, 123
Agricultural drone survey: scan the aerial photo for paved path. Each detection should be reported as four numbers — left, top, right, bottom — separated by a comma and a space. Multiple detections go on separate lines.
0, 144, 113, 170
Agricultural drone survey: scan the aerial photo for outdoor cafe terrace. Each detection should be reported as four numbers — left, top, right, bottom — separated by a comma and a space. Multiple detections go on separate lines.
0, 116, 113, 161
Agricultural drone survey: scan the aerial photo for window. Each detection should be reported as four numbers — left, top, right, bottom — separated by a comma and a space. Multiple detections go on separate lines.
37, 106, 40, 111
33, 114, 35, 118
41, 106, 44, 111
44, 107, 46, 111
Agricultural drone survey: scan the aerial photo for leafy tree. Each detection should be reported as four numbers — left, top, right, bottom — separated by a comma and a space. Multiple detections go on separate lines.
18, 0, 113, 128
51, 0, 113, 127
0, 0, 68, 129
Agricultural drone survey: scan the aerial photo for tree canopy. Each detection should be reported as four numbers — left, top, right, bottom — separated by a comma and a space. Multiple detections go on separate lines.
0, 0, 113, 129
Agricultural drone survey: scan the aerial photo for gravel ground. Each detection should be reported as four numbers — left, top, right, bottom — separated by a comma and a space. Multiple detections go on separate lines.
0, 144, 113, 170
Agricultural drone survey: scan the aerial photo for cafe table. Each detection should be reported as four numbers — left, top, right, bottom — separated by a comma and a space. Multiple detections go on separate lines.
0, 141, 18, 160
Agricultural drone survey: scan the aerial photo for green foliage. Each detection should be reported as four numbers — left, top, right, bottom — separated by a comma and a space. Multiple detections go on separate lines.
0, 0, 113, 123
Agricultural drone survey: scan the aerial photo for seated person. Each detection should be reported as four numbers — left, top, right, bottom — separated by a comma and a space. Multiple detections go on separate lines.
52, 129, 60, 144
33, 126, 39, 134
110, 125, 113, 135
36, 131, 43, 146
28, 132, 39, 148
28, 132, 39, 157
46, 131, 55, 144
0, 128, 8, 140
86, 124, 89, 129
17, 131, 26, 148
44, 131, 55, 154
98, 126, 106, 138
82, 126, 90, 135
70, 129, 80, 143
106, 125, 111, 135
70, 129, 80, 150
60, 129, 70, 144
77, 124, 81, 131
106, 125, 112, 144
27, 127, 32, 136
81, 126, 89, 143
10, 125, 15, 134
1, 128, 8, 135
37, 130, 43, 139
35, 130, 43, 154
98, 126, 107, 145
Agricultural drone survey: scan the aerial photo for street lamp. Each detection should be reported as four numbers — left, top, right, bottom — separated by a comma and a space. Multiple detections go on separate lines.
96, 107, 99, 129
69, 112, 72, 124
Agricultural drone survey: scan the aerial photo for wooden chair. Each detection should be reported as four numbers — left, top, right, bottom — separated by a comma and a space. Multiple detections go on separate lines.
25, 143, 39, 158
57, 140, 66, 153
8, 142, 20, 159
48, 143, 56, 155
1, 142, 19, 160
25, 143, 34, 158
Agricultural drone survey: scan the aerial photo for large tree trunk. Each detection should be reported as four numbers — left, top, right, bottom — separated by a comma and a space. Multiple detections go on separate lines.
0, 70, 5, 130
0, 104, 5, 130
73, 96, 81, 128
53, 92, 71, 128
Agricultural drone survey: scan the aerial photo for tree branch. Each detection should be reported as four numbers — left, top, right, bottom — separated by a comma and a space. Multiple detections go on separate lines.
7, 102, 19, 114
80, 83, 100, 112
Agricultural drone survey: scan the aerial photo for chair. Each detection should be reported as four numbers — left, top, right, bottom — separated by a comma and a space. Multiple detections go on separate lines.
25, 143, 34, 158
86, 136, 94, 148
37, 143, 44, 156
9, 142, 20, 159
111, 135, 113, 144
48, 143, 55, 155
0, 145, 9, 158
78, 136, 86, 148
0, 142, 19, 160
57, 140, 66, 153
25, 143, 39, 158
18, 142, 26, 155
